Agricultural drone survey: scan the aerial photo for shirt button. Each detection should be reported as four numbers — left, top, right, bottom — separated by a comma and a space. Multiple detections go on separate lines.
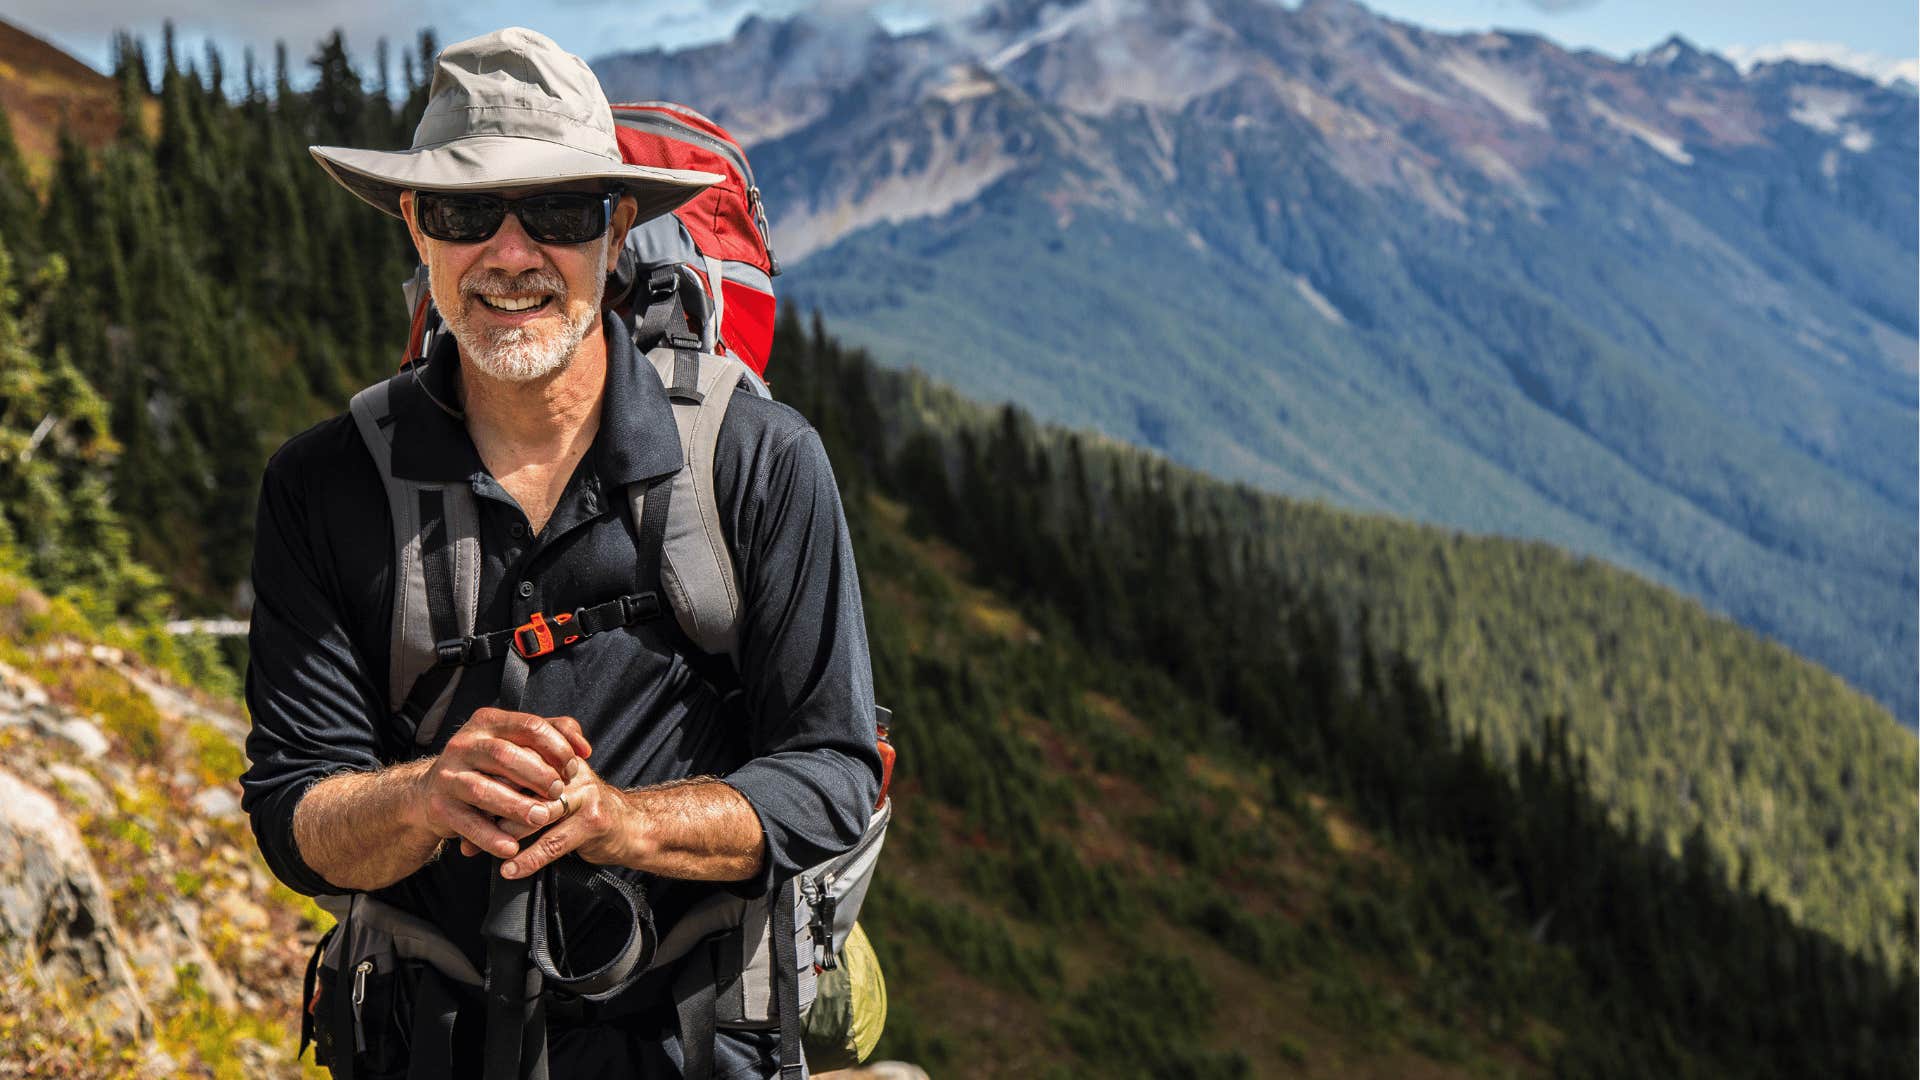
518, 581, 534, 599
510, 523, 525, 539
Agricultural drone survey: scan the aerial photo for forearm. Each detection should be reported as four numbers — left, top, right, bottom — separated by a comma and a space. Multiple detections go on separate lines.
612, 777, 767, 882
292, 760, 443, 891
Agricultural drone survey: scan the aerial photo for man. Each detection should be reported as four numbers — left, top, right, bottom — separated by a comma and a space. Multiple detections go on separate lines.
240, 28, 881, 1076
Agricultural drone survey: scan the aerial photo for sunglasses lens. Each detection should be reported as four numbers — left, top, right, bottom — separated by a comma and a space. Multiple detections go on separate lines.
418, 194, 505, 243
516, 194, 611, 244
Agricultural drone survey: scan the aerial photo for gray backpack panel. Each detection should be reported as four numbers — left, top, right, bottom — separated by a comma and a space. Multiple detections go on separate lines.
349, 375, 481, 748
638, 346, 751, 659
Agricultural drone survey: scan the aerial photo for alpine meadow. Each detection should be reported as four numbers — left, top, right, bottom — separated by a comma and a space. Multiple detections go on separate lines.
0, 10, 1914, 1080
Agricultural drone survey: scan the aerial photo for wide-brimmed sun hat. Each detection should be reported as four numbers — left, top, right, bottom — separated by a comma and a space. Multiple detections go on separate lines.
311, 27, 719, 224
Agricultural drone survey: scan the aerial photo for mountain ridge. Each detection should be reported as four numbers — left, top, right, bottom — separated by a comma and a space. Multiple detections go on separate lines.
593, 0, 1920, 721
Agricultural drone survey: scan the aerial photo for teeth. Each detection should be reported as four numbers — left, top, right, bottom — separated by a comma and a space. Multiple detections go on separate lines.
480, 294, 548, 312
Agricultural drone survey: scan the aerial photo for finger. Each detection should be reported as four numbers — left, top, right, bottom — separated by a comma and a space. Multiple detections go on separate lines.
499, 817, 541, 841
502, 818, 585, 880
439, 802, 520, 861
548, 715, 593, 759
447, 770, 553, 827
495, 712, 586, 771
468, 737, 567, 800
524, 794, 572, 829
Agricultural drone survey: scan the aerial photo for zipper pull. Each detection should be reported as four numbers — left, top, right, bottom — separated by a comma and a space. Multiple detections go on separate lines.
351, 959, 373, 1054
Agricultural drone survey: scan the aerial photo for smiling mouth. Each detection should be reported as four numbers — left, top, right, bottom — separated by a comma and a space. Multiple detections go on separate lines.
476, 294, 553, 314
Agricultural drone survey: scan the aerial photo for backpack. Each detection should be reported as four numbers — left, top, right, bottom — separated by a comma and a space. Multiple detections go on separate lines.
401, 101, 779, 378
308, 105, 893, 1080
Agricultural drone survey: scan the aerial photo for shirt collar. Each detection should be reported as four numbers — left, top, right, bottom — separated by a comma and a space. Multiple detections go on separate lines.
387, 322, 684, 488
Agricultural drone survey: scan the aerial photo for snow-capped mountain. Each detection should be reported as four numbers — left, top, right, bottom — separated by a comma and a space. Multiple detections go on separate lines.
594, 0, 1919, 720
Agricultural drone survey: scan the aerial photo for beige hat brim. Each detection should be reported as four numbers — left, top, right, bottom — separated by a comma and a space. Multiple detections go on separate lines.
310, 135, 722, 223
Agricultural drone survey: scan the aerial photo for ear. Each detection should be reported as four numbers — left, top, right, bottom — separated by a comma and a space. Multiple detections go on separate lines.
605, 193, 640, 273
398, 190, 432, 264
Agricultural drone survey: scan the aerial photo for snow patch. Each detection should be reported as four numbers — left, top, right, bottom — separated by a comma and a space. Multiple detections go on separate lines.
1438, 53, 1547, 128
774, 141, 1018, 265
931, 65, 1000, 104
987, 0, 1139, 71
1293, 276, 1347, 326
1788, 85, 1859, 134
1722, 41, 1920, 87
1377, 66, 1447, 105
1588, 98, 1692, 165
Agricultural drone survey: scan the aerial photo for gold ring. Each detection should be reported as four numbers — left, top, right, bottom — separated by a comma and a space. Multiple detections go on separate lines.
556, 792, 570, 818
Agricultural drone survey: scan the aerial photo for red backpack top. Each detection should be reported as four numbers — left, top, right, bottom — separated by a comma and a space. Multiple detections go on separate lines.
403, 102, 780, 375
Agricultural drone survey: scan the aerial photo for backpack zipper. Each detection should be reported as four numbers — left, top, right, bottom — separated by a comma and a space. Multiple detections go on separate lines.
612, 105, 782, 274
614, 106, 757, 190
351, 959, 373, 1053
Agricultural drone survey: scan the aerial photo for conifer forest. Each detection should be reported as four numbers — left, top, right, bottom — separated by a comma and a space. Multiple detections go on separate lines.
0, 27, 1913, 1078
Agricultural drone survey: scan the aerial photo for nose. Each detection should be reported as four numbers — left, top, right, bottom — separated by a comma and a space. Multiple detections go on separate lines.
477, 207, 546, 275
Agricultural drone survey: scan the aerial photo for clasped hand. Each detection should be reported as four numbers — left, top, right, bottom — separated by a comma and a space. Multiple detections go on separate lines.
410, 707, 630, 879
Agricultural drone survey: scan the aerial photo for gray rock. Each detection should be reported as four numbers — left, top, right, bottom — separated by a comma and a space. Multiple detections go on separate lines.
0, 660, 49, 710
46, 763, 109, 811
190, 785, 242, 820
847, 1064, 931, 1080
0, 767, 153, 1041
126, 901, 236, 1011
52, 716, 112, 760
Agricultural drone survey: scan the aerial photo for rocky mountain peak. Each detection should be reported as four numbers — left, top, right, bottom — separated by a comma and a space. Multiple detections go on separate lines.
1632, 33, 1740, 82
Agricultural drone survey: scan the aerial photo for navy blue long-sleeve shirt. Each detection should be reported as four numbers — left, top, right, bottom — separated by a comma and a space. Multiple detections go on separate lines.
240, 323, 881, 1017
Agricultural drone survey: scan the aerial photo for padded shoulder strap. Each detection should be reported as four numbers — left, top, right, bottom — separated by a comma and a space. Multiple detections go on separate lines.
634, 346, 750, 659
349, 375, 483, 746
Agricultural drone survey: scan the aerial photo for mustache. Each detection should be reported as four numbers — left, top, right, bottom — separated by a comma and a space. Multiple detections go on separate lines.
461, 268, 568, 302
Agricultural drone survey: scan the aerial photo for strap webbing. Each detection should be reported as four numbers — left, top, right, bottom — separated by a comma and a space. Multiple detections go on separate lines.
298, 931, 324, 1062
673, 941, 718, 1080
772, 877, 805, 1080
529, 859, 656, 1000
332, 906, 358, 1080
419, 491, 460, 646
633, 267, 679, 353
406, 968, 462, 1080
634, 472, 672, 600
670, 348, 704, 404
398, 489, 462, 736
482, 652, 538, 1080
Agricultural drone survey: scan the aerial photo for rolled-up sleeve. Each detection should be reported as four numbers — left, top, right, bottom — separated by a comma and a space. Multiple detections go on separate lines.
722, 425, 883, 896
240, 446, 389, 897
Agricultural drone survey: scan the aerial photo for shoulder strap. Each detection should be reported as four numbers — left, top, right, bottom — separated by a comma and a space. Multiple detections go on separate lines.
633, 345, 751, 660
349, 375, 482, 747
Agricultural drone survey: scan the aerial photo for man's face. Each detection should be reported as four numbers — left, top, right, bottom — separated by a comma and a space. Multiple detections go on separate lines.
400, 183, 639, 384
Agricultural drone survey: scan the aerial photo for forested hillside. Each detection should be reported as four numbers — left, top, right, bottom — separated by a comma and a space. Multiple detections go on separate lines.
0, 25, 1913, 1077
595, 0, 1920, 723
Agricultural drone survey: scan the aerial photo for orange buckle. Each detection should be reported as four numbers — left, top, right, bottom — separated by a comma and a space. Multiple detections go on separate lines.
511, 611, 577, 659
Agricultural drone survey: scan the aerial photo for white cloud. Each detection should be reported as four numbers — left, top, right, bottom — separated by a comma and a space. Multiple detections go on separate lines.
1721, 41, 1920, 87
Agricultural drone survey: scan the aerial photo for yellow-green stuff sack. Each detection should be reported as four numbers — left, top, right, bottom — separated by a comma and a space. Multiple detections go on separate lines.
802, 921, 887, 1070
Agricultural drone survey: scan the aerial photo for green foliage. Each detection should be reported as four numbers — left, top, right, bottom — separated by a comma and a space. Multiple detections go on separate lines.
13, 30, 431, 608
866, 877, 1063, 996
0, 236, 164, 619
1057, 953, 1253, 1079
777, 306, 1916, 965
776, 309, 1918, 1078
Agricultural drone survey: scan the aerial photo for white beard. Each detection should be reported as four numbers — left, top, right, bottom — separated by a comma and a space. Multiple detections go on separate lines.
434, 243, 606, 384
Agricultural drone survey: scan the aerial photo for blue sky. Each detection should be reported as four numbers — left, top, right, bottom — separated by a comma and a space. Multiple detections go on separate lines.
9, 0, 1916, 85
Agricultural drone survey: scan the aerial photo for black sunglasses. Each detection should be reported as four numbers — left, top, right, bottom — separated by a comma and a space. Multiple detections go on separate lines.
414, 190, 618, 245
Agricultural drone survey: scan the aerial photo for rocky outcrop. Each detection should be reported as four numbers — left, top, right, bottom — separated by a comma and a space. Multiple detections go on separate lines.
0, 767, 152, 1042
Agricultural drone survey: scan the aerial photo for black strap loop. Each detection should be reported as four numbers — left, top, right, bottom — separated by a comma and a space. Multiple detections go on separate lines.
672, 942, 718, 1080
669, 347, 704, 404
633, 267, 680, 353
528, 859, 656, 1001
773, 877, 804, 1080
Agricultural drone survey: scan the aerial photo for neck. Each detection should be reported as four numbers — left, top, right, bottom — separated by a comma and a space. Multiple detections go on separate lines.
458, 322, 608, 459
